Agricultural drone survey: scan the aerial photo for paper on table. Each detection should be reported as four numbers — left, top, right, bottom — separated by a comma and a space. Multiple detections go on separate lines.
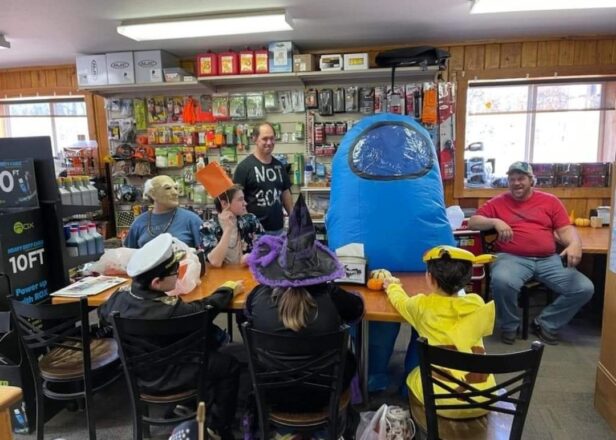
50, 276, 128, 297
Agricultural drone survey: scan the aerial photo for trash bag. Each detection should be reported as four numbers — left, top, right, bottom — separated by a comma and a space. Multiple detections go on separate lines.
90, 247, 137, 276
356, 404, 414, 440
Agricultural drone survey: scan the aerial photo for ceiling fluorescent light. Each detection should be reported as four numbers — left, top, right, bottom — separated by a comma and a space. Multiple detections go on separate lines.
0, 34, 10, 49
471, 0, 616, 13
117, 9, 293, 41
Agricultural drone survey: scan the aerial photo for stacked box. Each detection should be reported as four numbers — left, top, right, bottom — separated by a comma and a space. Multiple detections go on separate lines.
556, 163, 581, 187
531, 163, 555, 187
581, 162, 610, 187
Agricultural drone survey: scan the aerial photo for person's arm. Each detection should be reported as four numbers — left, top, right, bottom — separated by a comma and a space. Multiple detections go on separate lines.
124, 222, 140, 248
468, 215, 514, 242
205, 212, 235, 268
384, 282, 423, 328
179, 281, 244, 315
329, 285, 365, 324
281, 189, 293, 216
555, 224, 583, 267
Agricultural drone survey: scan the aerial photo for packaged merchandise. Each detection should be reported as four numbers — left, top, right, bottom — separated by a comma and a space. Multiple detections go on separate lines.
229, 94, 247, 120
268, 41, 296, 73
264, 91, 279, 111
345, 86, 359, 112
318, 89, 334, 116
134, 50, 179, 83
305, 89, 319, 109
239, 49, 255, 74
212, 94, 230, 120
359, 87, 375, 114
246, 93, 265, 119
254, 48, 269, 73
292, 90, 305, 112
106, 52, 135, 84
196, 51, 218, 76
278, 91, 293, 113
218, 50, 239, 75
334, 88, 346, 113
76, 54, 108, 86
343, 53, 369, 70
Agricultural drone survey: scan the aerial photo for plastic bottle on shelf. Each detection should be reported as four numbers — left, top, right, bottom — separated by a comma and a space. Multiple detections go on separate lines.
79, 223, 96, 255
64, 177, 82, 205
304, 162, 314, 186
88, 222, 104, 254
84, 176, 100, 206
57, 177, 72, 205
66, 226, 84, 256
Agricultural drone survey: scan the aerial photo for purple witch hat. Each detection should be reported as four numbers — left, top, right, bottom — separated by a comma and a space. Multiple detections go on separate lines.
247, 194, 344, 288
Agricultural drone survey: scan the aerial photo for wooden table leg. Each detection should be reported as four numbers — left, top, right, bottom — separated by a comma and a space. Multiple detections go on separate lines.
0, 386, 23, 439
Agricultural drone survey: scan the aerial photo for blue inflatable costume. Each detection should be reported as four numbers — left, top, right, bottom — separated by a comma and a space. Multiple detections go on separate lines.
326, 113, 454, 392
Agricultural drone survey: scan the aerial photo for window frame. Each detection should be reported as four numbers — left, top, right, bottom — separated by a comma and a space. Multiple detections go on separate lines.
454, 67, 616, 200
0, 97, 89, 157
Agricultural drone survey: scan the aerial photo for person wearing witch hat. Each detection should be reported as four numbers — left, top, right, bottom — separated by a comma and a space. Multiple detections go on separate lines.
244, 195, 365, 412
98, 233, 243, 440
196, 162, 264, 267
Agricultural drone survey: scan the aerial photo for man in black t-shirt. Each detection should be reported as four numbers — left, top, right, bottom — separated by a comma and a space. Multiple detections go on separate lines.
233, 123, 293, 234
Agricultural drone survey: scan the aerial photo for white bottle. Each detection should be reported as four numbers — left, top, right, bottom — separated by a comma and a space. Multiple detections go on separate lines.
84, 177, 99, 206
88, 223, 104, 254
64, 177, 82, 205
66, 226, 83, 256
78, 224, 95, 255
58, 178, 72, 205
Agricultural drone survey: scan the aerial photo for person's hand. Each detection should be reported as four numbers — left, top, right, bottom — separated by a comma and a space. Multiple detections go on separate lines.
218, 209, 236, 232
494, 219, 514, 242
560, 242, 582, 267
383, 276, 401, 289
240, 254, 250, 266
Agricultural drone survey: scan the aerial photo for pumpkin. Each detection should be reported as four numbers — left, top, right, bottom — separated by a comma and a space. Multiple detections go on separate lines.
367, 278, 384, 291
370, 269, 392, 280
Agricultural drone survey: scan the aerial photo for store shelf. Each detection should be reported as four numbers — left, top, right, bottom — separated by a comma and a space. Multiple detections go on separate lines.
83, 66, 441, 97
300, 187, 331, 192
79, 81, 207, 97
60, 204, 102, 218
65, 252, 104, 269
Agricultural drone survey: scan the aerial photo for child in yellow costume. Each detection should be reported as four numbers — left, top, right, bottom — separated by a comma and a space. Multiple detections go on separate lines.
384, 245, 496, 419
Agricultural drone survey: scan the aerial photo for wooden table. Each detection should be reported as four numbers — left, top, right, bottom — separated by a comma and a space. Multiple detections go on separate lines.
578, 226, 609, 254
53, 265, 428, 400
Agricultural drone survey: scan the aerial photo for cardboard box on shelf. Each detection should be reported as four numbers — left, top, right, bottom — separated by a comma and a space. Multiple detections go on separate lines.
76, 54, 108, 86
106, 52, 135, 85
134, 50, 179, 83
293, 54, 316, 72
319, 54, 344, 71
343, 53, 369, 70
268, 41, 296, 73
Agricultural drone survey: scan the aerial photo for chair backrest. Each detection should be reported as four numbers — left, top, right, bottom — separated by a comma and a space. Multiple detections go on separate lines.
109, 308, 211, 400
416, 337, 544, 440
9, 296, 92, 378
240, 322, 349, 439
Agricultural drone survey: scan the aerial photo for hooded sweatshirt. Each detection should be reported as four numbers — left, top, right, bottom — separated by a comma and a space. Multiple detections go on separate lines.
386, 284, 496, 419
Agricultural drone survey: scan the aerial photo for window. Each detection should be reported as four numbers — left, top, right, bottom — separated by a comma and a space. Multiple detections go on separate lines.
464, 79, 616, 187
0, 98, 89, 157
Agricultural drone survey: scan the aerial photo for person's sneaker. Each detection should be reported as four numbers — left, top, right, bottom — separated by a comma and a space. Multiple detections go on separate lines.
531, 320, 559, 345
500, 330, 516, 345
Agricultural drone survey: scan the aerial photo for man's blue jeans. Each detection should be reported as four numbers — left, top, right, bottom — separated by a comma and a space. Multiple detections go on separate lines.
490, 253, 594, 333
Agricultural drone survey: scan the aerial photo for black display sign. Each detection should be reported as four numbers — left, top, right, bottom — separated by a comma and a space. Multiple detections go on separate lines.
0, 209, 49, 305
0, 159, 38, 209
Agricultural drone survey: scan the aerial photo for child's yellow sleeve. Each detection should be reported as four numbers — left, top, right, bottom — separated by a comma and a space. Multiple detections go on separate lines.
385, 283, 423, 327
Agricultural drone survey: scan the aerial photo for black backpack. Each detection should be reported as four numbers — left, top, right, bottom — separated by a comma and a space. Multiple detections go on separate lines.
375, 46, 449, 70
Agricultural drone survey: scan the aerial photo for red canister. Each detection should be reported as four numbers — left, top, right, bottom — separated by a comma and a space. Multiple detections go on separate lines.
239, 49, 255, 74
218, 50, 239, 75
254, 48, 269, 74
196, 51, 218, 76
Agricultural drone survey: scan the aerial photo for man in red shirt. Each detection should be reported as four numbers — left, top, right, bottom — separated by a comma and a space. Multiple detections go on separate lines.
468, 162, 593, 345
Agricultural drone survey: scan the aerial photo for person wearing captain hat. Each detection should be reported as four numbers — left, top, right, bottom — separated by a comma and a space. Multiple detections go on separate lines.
196, 162, 264, 268
242, 195, 364, 413
98, 233, 243, 440
383, 245, 496, 419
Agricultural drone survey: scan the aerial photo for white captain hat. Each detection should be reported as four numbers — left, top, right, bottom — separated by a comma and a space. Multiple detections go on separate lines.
127, 233, 185, 279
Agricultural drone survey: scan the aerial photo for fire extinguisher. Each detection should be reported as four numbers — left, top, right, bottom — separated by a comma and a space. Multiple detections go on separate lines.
439, 140, 455, 180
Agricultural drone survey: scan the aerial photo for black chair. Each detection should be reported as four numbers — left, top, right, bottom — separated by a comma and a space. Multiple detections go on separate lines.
9, 296, 120, 440
241, 322, 350, 440
411, 337, 544, 440
110, 309, 211, 440
481, 230, 554, 339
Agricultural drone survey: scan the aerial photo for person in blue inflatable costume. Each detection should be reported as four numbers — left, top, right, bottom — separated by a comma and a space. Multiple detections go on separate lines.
326, 113, 455, 394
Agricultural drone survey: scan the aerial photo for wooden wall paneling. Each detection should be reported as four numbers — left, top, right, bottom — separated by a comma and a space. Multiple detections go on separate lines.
558, 40, 576, 66
484, 44, 501, 69
19, 71, 32, 89
537, 41, 560, 67
597, 40, 616, 64
464, 45, 485, 70
55, 68, 71, 88
453, 77, 468, 199
30, 69, 47, 89
521, 42, 538, 68
45, 70, 57, 89
574, 40, 598, 65
443, 180, 454, 206
499, 43, 522, 68
5, 72, 21, 90
448, 46, 465, 72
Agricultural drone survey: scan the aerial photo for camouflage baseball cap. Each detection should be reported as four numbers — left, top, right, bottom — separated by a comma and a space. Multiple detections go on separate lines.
507, 161, 534, 177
